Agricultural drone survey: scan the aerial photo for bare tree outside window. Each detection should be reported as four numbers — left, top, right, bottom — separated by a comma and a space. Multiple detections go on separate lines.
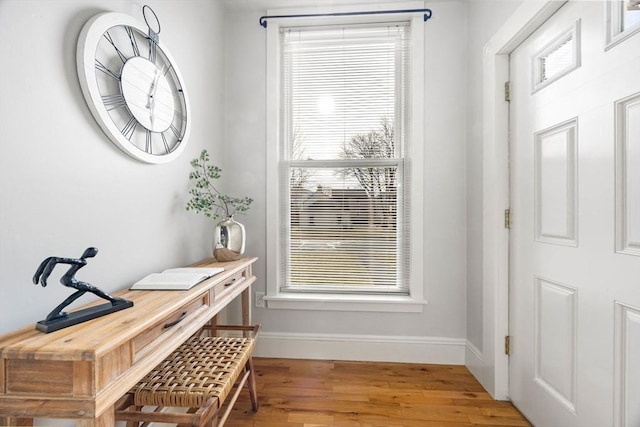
341, 118, 397, 228
290, 128, 311, 190
289, 128, 312, 228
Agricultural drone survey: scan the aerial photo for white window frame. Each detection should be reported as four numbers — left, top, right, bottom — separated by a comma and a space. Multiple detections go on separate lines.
605, 0, 640, 50
264, 2, 426, 312
531, 20, 581, 93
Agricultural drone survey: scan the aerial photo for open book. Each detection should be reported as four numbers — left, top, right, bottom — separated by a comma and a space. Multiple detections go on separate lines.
130, 267, 224, 290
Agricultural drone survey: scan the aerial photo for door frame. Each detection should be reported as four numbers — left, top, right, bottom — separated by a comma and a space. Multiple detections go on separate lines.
478, 0, 567, 400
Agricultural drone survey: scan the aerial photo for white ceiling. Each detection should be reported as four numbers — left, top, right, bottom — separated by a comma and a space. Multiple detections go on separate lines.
220, 0, 421, 12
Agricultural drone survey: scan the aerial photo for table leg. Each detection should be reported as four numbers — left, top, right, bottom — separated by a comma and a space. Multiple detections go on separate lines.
210, 315, 218, 337
76, 408, 114, 427
241, 288, 251, 337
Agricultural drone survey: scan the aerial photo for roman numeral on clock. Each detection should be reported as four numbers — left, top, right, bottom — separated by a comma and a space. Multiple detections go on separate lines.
95, 60, 121, 81
125, 26, 141, 57
121, 116, 138, 140
101, 94, 127, 111
103, 31, 128, 63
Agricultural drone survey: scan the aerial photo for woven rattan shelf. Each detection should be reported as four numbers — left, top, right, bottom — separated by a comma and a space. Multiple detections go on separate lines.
116, 324, 260, 427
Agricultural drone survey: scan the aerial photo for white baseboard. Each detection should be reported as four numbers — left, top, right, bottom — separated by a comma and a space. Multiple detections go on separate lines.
466, 340, 483, 364
254, 332, 466, 365
465, 340, 490, 393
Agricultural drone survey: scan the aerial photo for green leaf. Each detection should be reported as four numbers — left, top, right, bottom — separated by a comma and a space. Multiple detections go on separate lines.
185, 149, 253, 220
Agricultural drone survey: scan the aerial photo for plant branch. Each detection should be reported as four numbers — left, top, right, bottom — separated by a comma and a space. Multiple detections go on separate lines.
185, 150, 253, 221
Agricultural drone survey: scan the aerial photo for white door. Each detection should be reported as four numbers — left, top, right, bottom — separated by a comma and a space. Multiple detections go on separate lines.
509, 1, 640, 426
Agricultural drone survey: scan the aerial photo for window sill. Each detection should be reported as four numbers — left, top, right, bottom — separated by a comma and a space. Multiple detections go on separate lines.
263, 293, 427, 313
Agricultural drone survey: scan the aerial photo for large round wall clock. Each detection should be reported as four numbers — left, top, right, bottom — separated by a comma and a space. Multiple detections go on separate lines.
77, 6, 190, 164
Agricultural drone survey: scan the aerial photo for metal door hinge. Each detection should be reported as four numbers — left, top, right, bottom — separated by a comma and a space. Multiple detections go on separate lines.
504, 81, 511, 102
505, 335, 511, 355
504, 209, 511, 229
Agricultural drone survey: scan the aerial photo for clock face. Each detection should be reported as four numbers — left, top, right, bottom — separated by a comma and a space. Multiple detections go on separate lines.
77, 12, 190, 164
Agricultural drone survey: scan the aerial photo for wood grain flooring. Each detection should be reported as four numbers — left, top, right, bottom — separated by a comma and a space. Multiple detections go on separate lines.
226, 358, 531, 427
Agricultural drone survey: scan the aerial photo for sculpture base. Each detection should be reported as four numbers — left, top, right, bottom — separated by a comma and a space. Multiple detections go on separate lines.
36, 300, 134, 333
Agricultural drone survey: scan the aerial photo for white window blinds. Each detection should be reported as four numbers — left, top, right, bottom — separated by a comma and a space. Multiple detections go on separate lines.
280, 23, 411, 294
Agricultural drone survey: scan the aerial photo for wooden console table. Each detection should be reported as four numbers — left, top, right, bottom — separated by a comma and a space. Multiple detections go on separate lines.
0, 257, 257, 426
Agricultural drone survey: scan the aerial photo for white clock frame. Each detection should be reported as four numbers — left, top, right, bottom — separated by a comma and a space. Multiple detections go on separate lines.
77, 11, 191, 164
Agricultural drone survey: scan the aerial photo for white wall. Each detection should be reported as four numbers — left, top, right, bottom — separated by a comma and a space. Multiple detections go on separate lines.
223, 0, 469, 362
0, 0, 538, 421
0, 0, 226, 334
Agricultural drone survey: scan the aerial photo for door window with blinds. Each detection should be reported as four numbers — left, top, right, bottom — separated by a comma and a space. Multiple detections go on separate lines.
280, 23, 411, 294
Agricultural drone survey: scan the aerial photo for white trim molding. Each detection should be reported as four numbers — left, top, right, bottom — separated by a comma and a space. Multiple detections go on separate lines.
255, 332, 466, 365
614, 301, 640, 427
465, 340, 484, 382
534, 117, 579, 247
615, 92, 640, 256
264, 292, 427, 312
478, 0, 567, 400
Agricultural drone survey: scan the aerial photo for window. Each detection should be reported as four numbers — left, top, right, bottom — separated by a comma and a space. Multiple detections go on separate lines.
265, 7, 425, 312
282, 24, 409, 295
532, 20, 581, 93
606, 0, 640, 50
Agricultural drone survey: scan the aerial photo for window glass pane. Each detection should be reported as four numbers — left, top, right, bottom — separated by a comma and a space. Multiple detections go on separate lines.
623, 6, 640, 31
541, 37, 573, 82
281, 23, 410, 293
289, 165, 402, 290
532, 21, 580, 92
282, 25, 408, 161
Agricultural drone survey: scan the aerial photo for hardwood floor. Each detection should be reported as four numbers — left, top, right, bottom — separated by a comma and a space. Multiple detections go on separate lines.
227, 358, 531, 427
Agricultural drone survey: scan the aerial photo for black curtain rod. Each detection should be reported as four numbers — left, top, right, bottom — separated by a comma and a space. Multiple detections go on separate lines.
259, 8, 432, 28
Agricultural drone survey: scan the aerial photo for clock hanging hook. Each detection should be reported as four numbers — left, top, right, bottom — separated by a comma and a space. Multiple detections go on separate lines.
142, 5, 161, 42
